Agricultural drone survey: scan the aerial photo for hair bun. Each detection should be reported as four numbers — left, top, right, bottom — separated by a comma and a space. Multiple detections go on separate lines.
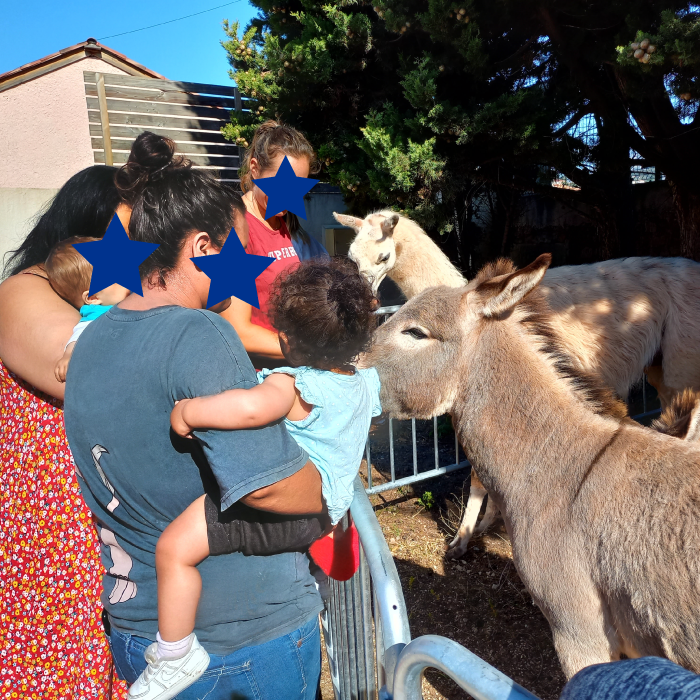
130, 131, 176, 172
255, 119, 282, 136
116, 131, 190, 204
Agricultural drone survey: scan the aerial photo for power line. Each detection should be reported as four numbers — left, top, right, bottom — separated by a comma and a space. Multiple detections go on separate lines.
98, 0, 245, 41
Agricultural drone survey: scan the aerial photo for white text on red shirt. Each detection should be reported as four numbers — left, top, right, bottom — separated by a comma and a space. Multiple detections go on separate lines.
267, 247, 298, 261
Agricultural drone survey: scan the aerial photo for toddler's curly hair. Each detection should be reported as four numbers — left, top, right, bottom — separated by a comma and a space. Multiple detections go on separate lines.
269, 257, 377, 370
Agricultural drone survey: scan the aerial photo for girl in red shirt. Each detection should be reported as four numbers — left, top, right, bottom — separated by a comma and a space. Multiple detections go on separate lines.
220, 121, 321, 363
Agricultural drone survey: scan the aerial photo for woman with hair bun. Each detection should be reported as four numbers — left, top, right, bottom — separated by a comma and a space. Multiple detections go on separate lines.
63, 131, 325, 700
220, 120, 325, 365
116, 132, 248, 256
0, 166, 130, 698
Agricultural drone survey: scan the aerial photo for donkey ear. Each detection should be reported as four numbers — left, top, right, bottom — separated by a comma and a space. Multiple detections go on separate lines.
468, 254, 552, 318
381, 214, 400, 237
333, 212, 364, 231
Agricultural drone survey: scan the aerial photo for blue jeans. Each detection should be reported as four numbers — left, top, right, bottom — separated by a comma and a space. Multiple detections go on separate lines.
561, 657, 700, 700
109, 615, 322, 700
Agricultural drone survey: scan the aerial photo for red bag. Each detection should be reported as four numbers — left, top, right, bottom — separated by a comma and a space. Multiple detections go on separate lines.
309, 520, 360, 581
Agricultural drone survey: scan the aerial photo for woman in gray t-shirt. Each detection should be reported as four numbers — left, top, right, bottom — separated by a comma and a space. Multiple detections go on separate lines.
64, 133, 324, 700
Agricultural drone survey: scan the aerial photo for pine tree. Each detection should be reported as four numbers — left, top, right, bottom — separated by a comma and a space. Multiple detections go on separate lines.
222, 1, 700, 262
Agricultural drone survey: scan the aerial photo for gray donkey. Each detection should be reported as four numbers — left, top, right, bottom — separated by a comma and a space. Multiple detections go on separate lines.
366, 253, 700, 678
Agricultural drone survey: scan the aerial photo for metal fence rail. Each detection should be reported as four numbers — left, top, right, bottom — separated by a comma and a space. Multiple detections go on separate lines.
323, 478, 411, 699
392, 636, 540, 700
365, 416, 470, 495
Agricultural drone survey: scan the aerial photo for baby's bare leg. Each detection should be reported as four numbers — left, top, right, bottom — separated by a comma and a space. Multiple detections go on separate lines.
156, 494, 209, 642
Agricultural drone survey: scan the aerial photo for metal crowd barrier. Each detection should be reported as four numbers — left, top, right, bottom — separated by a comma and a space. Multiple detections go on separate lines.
323, 477, 410, 699
392, 636, 540, 700
365, 416, 470, 495
323, 478, 541, 700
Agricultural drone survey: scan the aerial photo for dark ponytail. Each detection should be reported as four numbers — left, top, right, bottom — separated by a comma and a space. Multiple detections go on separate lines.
118, 131, 246, 287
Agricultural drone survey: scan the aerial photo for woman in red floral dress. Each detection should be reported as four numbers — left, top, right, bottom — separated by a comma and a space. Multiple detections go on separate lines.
0, 166, 128, 699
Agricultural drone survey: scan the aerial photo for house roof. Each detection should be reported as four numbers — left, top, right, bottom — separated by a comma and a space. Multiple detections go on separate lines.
0, 38, 166, 93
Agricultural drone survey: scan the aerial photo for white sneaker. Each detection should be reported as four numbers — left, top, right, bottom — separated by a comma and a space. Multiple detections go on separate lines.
127, 634, 210, 700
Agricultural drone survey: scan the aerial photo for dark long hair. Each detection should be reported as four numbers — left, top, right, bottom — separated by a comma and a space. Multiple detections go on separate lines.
3, 165, 120, 277
116, 131, 246, 287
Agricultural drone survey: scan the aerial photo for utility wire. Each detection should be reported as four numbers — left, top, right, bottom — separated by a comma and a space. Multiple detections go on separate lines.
98, 0, 245, 41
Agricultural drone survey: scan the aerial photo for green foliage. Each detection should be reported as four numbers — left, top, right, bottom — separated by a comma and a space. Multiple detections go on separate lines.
615, 9, 700, 110
418, 491, 435, 510
221, 1, 700, 258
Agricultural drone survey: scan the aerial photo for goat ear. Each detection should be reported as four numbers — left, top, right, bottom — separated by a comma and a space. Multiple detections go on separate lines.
685, 400, 700, 442
333, 212, 364, 231
467, 254, 551, 317
381, 214, 400, 237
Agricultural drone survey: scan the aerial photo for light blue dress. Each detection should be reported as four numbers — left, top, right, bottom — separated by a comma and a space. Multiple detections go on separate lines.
66, 304, 112, 347
257, 366, 382, 524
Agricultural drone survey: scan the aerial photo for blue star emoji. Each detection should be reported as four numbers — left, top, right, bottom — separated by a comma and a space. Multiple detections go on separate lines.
192, 229, 275, 308
73, 216, 159, 297
253, 156, 319, 219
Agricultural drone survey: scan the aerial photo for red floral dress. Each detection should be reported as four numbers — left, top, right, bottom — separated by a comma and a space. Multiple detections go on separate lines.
0, 360, 127, 699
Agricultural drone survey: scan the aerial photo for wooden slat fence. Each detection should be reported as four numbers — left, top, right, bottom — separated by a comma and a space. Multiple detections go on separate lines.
84, 71, 249, 182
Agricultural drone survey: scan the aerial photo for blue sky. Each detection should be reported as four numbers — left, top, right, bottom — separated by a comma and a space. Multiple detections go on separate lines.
0, 0, 259, 85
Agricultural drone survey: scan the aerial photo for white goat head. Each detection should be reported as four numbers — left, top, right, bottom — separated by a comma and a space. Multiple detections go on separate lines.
333, 211, 400, 296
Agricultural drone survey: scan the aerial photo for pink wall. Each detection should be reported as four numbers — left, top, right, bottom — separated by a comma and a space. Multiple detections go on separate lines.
0, 58, 128, 189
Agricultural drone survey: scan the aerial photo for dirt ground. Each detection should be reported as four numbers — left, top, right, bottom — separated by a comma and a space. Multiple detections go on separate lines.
373, 481, 564, 700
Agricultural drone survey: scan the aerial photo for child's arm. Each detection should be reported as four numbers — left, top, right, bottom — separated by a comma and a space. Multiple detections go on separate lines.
54, 341, 76, 383
171, 373, 297, 437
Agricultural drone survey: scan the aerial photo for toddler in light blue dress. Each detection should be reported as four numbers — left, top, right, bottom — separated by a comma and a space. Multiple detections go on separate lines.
257, 365, 381, 525
130, 258, 381, 700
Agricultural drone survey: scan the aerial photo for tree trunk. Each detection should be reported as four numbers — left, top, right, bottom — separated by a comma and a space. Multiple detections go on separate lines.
670, 181, 700, 262
592, 116, 634, 260
592, 203, 622, 261
500, 190, 518, 257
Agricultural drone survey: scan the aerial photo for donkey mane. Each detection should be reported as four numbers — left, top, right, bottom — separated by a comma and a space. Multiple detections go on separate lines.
477, 258, 628, 420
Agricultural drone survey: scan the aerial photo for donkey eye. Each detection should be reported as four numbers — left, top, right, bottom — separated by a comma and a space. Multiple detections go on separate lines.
403, 327, 429, 340
377, 252, 391, 264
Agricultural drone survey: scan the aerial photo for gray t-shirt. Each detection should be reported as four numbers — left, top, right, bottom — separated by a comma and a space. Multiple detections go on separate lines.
64, 305, 323, 655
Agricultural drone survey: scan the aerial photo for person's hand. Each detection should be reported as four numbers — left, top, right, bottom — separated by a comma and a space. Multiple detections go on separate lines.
54, 354, 71, 383
170, 399, 195, 438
